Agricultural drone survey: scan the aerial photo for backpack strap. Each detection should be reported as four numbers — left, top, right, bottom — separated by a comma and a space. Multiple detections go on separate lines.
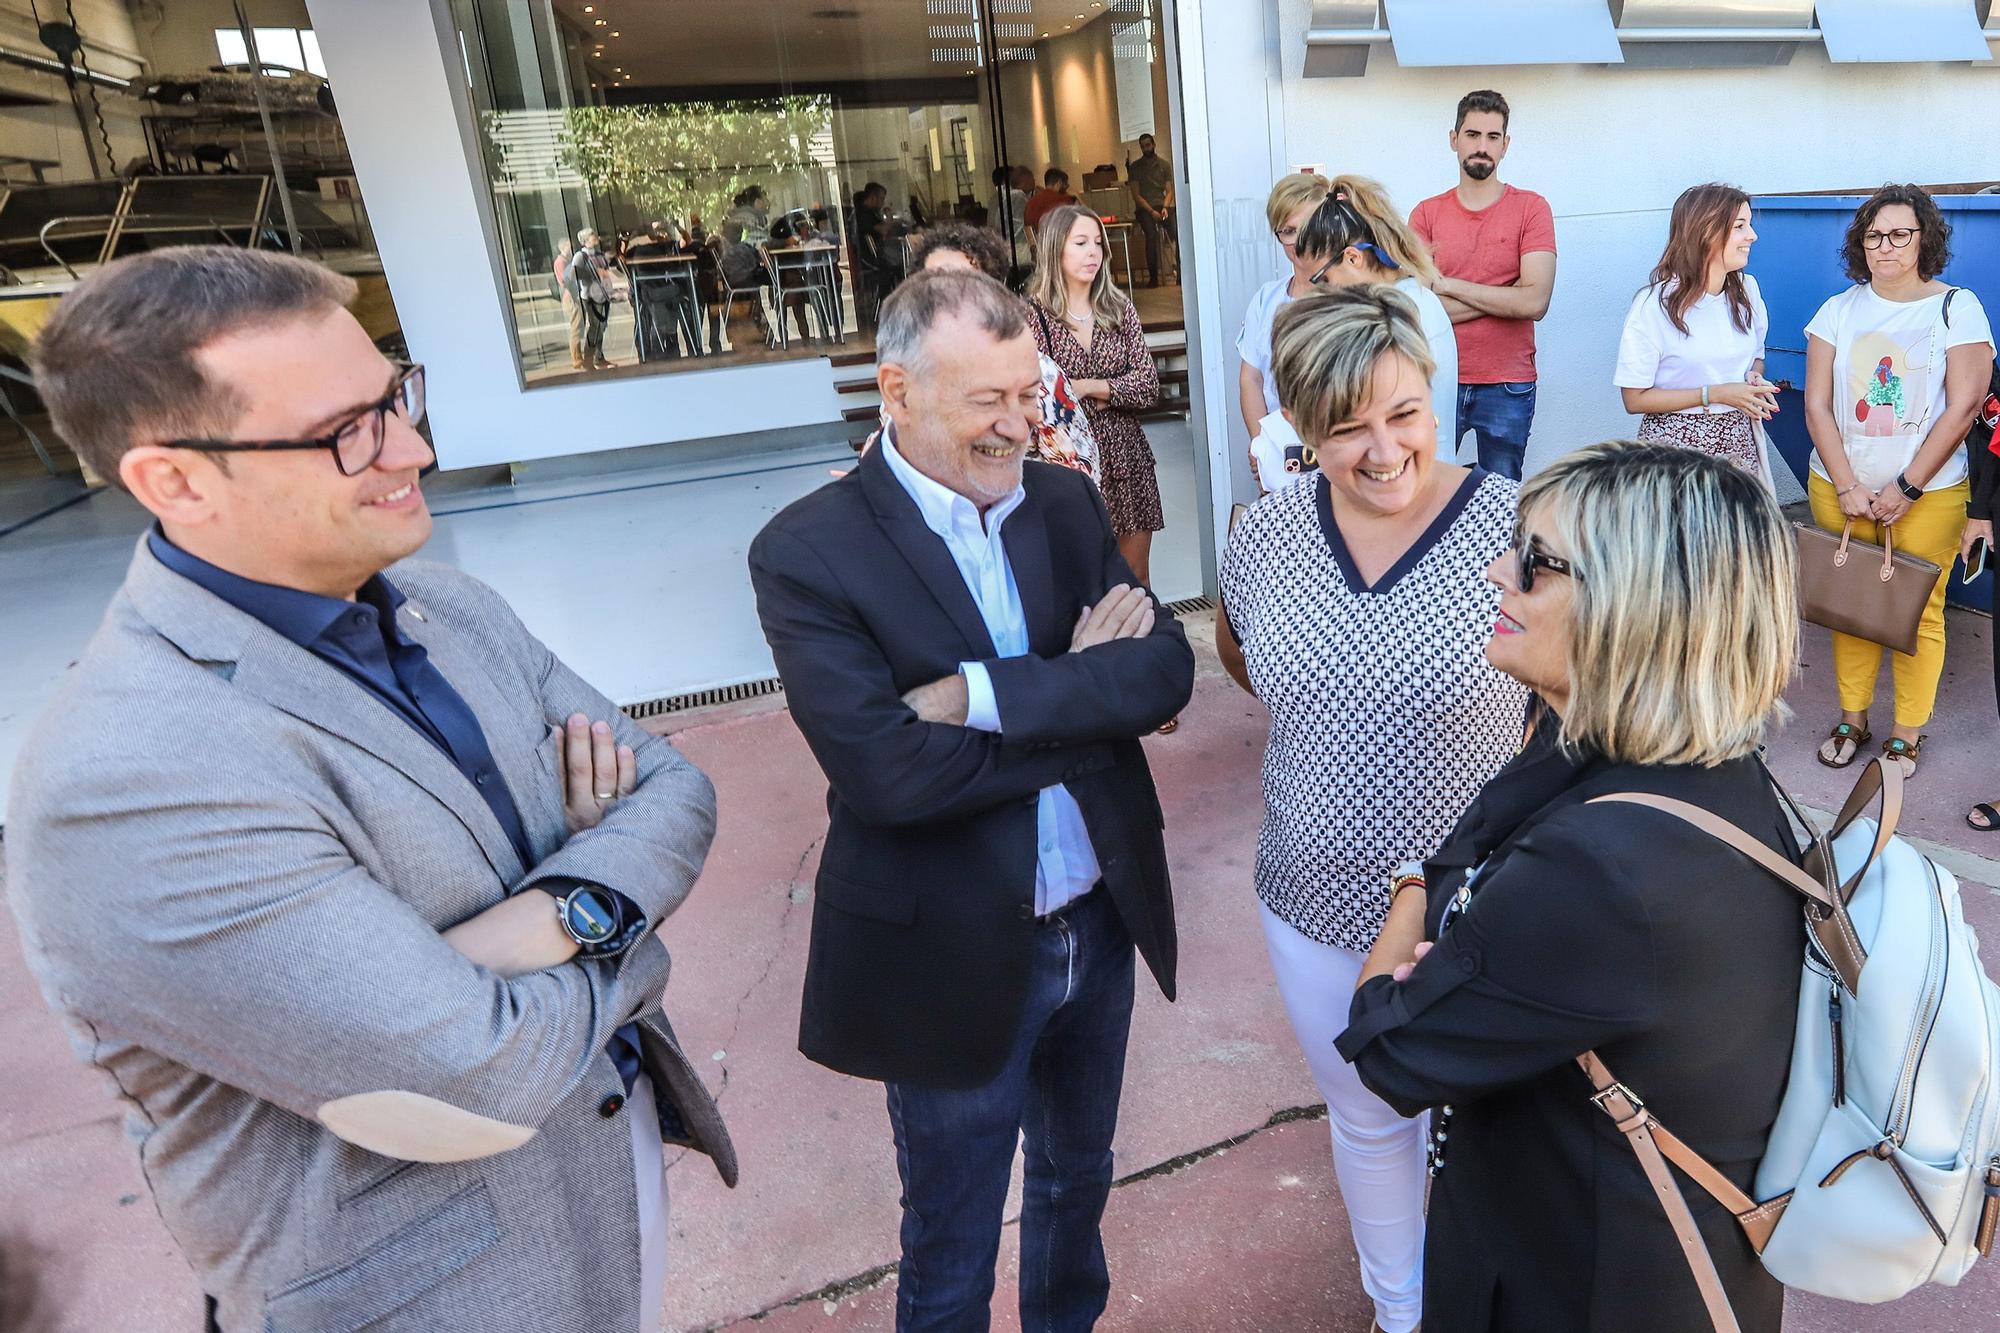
1585, 754, 1906, 997
1576, 1051, 1747, 1333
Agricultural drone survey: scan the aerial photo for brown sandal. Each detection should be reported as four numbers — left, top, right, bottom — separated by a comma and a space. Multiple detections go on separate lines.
1882, 735, 1924, 778
1155, 716, 1180, 735
1816, 722, 1871, 769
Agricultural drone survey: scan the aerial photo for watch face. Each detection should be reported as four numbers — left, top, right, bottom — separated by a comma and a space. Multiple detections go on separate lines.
564, 889, 618, 944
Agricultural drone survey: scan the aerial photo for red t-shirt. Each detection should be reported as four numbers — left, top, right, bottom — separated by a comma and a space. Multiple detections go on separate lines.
1410, 184, 1557, 384
1024, 188, 1077, 235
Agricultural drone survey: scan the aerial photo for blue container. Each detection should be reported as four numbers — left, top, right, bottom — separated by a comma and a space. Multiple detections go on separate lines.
1751, 191, 2000, 611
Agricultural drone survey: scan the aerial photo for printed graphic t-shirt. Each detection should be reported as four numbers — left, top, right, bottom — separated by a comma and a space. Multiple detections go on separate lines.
1805, 284, 1994, 492
1411, 184, 1557, 385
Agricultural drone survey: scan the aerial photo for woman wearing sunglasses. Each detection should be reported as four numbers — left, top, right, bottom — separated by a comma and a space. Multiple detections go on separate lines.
1294, 176, 1458, 462
1236, 172, 1330, 484
1340, 442, 1805, 1332
1216, 287, 1525, 1333
1802, 183, 1995, 777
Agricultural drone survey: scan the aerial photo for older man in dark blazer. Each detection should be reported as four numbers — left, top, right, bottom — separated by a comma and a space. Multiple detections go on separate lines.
749, 270, 1193, 1331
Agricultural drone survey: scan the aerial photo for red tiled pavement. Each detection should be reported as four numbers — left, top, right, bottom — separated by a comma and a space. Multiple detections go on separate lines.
2, 622, 1998, 1331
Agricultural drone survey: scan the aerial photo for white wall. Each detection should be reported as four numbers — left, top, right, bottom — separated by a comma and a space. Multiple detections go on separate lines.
1267, 0, 1994, 484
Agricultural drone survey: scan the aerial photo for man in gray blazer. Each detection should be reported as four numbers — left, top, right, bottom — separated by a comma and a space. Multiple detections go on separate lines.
5, 246, 734, 1332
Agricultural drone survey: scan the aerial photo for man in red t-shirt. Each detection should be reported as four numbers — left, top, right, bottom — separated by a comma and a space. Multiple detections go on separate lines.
1024, 168, 1078, 237
1410, 89, 1557, 479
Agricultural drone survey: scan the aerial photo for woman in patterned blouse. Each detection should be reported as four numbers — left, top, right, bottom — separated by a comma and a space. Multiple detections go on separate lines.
1026, 205, 1162, 583
1216, 286, 1528, 1333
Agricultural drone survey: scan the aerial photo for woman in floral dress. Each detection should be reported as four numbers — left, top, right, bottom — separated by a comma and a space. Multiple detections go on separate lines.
1026, 205, 1162, 582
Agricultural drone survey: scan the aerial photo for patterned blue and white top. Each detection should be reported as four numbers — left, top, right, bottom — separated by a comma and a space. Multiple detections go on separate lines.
1220, 469, 1529, 952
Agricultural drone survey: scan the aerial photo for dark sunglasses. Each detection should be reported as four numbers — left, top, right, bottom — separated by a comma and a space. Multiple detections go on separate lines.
1512, 533, 1580, 592
163, 362, 427, 477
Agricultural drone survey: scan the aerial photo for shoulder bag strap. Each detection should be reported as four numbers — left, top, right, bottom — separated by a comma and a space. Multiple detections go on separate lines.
1033, 302, 1055, 351
1577, 1051, 1748, 1333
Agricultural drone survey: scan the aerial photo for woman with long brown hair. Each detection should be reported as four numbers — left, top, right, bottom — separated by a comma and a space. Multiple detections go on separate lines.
1613, 183, 1777, 477
1027, 204, 1163, 583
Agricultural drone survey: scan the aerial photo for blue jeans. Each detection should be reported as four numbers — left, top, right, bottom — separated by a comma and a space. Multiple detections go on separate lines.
1455, 381, 1537, 480
884, 888, 1136, 1333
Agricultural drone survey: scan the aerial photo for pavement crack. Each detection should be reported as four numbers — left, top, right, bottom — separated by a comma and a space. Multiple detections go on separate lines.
1111, 1102, 1328, 1189
666, 831, 824, 1179
699, 1102, 1331, 1325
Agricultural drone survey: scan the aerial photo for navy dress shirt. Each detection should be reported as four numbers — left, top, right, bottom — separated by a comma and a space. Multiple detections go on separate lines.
148, 530, 643, 1092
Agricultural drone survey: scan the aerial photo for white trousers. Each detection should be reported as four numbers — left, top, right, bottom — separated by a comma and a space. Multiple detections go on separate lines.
1258, 901, 1427, 1333
628, 1073, 669, 1333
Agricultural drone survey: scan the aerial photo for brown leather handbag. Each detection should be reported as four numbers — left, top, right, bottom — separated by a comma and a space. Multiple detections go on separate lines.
1793, 520, 1941, 656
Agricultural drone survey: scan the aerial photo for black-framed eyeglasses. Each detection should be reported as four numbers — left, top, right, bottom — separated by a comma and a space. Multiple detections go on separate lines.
1513, 534, 1580, 592
1861, 227, 1919, 251
1273, 224, 1301, 246
163, 362, 426, 476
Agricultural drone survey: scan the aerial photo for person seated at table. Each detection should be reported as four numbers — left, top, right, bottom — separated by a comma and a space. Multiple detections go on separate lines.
765, 218, 818, 346
852, 183, 901, 318
1024, 168, 1077, 234
623, 221, 691, 361
719, 195, 774, 342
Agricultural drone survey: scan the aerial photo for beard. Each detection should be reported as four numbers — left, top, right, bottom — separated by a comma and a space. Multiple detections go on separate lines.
1462, 157, 1495, 181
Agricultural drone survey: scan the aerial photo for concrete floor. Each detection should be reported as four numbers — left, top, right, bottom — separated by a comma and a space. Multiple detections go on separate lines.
2, 614, 1997, 1330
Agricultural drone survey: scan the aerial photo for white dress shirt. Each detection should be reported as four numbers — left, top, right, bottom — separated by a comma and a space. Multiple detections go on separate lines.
880, 426, 1103, 915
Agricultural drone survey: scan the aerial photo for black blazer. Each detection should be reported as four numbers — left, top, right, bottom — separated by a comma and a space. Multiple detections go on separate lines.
748, 447, 1192, 1088
1338, 722, 1805, 1332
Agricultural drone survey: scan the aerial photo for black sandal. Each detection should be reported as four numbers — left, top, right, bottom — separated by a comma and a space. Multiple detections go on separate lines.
1816, 722, 1871, 769
1882, 735, 1924, 778
1968, 803, 2000, 832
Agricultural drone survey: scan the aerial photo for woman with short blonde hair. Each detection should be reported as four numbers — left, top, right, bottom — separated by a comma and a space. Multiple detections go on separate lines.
1345, 442, 1807, 1332
1027, 204, 1164, 586
1218, 284, 1526, 1333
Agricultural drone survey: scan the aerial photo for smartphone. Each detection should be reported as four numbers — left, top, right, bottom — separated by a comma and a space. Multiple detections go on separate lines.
1965, 536, 1991, 585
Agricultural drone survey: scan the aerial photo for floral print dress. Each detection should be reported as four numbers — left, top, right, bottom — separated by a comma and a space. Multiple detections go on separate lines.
1032, 298, 1163, 534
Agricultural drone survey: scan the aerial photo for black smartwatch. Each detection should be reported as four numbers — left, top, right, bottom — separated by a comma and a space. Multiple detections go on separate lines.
1894, 472, 1924, 502
547, 880, 642, 958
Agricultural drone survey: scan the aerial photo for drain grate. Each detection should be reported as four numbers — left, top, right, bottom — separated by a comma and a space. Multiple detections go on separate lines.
626, 598, 1210, 720
623, 676, 785, 720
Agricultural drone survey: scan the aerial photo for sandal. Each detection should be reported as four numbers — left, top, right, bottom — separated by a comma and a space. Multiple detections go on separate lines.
1967, 802, 2000, 833
1155, 716, 1180, 735
1816, 722, 1871, 769
1881, 735, 1924, 778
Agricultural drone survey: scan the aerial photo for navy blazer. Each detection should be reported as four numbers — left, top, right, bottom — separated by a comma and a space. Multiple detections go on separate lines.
749, 448, 1192, 1087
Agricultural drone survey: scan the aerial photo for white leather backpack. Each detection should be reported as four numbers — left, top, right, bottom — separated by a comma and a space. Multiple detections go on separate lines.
1578, 758, 2000, 1333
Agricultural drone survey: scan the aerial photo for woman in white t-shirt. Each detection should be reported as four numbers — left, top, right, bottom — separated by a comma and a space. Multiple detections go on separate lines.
1237, 173, 1331, 486
1614, 184, 1777, 479
1290, 176, 1458, 468
1803, 184, 1997, 777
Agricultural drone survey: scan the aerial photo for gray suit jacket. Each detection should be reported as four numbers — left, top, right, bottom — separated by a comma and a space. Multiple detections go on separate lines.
5, 539, 736, 1332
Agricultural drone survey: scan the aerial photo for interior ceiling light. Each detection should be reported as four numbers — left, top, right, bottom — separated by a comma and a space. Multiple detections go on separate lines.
594, 17, 605, 25
612, 31, 622, 37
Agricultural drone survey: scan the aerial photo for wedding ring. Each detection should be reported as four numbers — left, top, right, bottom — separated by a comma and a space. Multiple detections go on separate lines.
594, 791, 615, 801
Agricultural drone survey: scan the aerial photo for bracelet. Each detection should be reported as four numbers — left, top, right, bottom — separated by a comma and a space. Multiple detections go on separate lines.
1700, 384, 1710, 411
1836, 481, 1865, 497
1388, 872, 1427, 910
1894, 473, 1924, 502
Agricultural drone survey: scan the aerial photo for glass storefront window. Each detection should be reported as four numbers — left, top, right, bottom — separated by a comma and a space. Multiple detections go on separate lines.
448, 0, 1181, 389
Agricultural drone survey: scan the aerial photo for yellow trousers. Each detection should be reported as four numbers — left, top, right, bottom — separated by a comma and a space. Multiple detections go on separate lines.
1806, 473, 1969, 729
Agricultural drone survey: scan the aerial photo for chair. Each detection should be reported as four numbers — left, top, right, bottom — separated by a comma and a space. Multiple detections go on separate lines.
767, 245, 844, 350
716, 241, 771, 352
